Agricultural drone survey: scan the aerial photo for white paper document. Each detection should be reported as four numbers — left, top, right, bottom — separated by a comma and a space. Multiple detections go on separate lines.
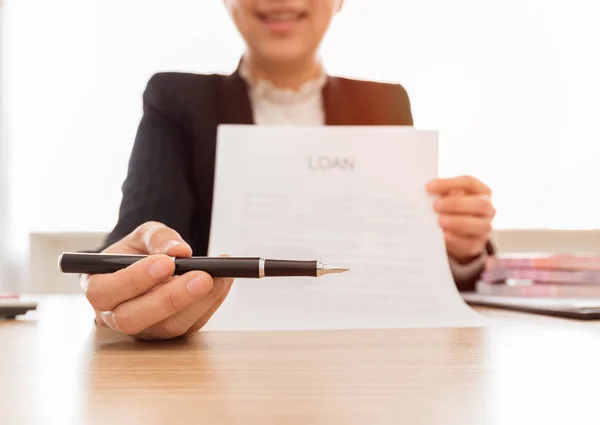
205, 125, 486, 331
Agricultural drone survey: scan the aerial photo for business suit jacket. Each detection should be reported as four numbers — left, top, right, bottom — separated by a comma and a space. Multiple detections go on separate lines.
103, 67, 493, 290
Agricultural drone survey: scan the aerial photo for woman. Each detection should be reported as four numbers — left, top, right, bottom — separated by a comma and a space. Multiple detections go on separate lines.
83, 0, 496, 340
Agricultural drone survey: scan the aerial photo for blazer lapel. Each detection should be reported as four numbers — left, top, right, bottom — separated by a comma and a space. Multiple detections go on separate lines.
322, 76, 357, 126
218, 69, 254, 125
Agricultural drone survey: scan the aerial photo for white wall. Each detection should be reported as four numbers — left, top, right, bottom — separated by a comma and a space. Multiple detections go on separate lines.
0, 3, 7, 286
2, 0, 600, 286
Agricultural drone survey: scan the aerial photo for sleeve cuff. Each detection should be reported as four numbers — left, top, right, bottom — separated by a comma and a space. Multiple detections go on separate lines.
448, 251, 487, 287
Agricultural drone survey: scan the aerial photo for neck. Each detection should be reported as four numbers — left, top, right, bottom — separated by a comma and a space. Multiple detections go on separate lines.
244, 53, 322, 90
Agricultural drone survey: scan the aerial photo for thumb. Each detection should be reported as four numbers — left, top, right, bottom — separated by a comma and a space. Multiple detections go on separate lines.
132, 221, 193, 257
162, 240, 193, 257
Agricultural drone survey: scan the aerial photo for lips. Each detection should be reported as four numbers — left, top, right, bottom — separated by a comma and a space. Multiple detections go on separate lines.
256, 9, 307, 34
256, 10, 307, 23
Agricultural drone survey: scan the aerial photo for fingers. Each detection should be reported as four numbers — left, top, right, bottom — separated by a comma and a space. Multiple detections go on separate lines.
427, 175, 491, 196
439, 214, 492, 237
105, 221, 192, 257
433, 187, 494, 261
186, 279, 234, 334
139, 277, 234, 340
83, 254, 175, 312
434, 195, 496, 218
101, 271, 214, 336
188, 278, 234, 332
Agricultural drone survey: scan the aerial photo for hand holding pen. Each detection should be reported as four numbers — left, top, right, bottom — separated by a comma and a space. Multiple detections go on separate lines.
78, 221, 235, 340
74, 221, 347, 341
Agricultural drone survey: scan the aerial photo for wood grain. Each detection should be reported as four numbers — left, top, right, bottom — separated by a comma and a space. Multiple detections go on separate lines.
1, 295, 600, 425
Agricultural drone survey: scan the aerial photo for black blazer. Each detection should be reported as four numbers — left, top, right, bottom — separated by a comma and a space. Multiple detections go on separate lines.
103, 68, 492, 290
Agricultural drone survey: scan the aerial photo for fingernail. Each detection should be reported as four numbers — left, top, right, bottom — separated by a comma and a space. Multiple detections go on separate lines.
100, 311, 121, 332
187, 275, 210, 295
148, 258, 173, 279
439, 216, 450, 226
160, 240, 182, 253
79, 274, 90, 295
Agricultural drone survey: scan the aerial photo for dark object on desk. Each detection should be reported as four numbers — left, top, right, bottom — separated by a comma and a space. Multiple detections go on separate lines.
58, 252, 349, 278
462, 292, 600, 320
0, 299, 37, 319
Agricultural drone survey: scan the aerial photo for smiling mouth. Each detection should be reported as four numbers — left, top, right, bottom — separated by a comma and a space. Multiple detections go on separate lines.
256, 11, 308, 23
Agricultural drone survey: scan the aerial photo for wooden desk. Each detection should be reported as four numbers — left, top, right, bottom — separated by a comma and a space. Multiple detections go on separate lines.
1, 295, 599, 425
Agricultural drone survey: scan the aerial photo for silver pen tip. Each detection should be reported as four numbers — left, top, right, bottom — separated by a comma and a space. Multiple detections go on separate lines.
317, 264, 350, 276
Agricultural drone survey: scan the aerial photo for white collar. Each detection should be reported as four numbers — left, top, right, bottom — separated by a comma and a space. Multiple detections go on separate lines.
238, 57, 327, 105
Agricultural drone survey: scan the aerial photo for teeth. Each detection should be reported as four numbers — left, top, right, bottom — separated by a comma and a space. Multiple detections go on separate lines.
265, 12, 300, 21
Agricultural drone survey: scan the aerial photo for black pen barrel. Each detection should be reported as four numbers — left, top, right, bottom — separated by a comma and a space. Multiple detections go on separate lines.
264, 259, 318, 277
174, 257, 262, 277
59, 253, 145, 275
58, 253, 264, 277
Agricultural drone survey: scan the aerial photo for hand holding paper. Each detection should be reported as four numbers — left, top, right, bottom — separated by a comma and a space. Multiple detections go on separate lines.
428, 175, 496, 263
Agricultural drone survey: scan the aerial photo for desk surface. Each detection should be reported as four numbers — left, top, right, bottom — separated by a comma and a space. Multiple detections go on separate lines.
1, 295, 600, 425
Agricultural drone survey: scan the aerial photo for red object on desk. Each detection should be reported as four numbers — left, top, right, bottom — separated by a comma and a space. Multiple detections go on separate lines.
0, 293, 20, 299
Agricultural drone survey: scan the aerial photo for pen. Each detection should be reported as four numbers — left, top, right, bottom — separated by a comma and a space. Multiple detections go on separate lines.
57, 252, 350, 278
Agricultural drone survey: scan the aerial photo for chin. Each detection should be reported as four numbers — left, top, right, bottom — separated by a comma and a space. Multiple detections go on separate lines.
255, 42, 315, 66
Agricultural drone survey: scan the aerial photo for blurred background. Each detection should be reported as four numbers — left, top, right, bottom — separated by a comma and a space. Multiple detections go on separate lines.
1, 0, 599, 292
